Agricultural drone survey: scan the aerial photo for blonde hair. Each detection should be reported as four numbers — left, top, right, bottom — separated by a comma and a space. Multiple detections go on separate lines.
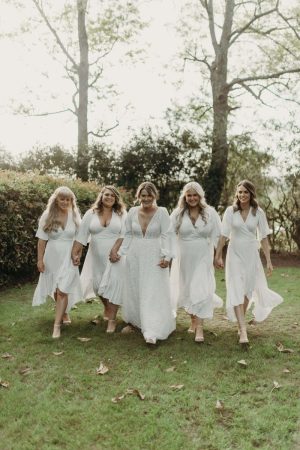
92, 185, 126, 216
233, 179, 258, 216
43, 186, 80, 233
135, 182, 159, 205
175, 182, 208, 232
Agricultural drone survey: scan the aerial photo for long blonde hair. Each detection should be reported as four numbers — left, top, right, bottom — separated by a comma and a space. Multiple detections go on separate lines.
43, 186, 80, 233
175, 182, 208, 232
134, 181, 159, 205
91, 185, 126, 216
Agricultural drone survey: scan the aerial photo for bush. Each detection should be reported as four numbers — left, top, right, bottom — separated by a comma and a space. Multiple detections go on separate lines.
0, 170, 132, 288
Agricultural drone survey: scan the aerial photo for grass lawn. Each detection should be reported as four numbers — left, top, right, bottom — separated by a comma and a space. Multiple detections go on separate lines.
0, 268, 299, 450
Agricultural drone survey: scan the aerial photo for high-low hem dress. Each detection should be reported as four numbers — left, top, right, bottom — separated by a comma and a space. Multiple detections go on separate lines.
77, 209, 126, 306
32, 211, 83, 312
170, 206, 223, 319
222, 206, 283, 322
118, 206, 176, 341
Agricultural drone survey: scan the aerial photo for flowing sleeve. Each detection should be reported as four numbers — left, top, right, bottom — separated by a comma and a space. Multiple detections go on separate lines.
36, 211, 49, 241
75, 209, 92, 246
118, 207, 134, 256
210, 207, 222, 248
221, 206, 233, 238
257, 208, 271, 240
160, 207, 174, 261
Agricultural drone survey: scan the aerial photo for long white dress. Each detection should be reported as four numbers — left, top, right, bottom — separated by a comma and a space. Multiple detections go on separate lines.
77, 209, 126, 305
118, 206, 176, 341
32, 211, 82, 312
170, 207, 223, 319
222, 206, 283, 322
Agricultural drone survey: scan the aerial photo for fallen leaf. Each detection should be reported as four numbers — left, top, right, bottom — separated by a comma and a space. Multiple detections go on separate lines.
209, 331, 218, 337
165, 366, 176, 373
96, 362, 109, 375
271, 381, 281, 392
19, 367, 31, 376
1, 353, 13, 359
112, 394, 125, 403
237, 359, 248, 367
182, 360, 187, 364
276, 342, 294, 353
86, 299, 94, 303
126, 388, 145, 400
248, 319, 257, 325
0, 379, 9, 388
170, 384, 184, 391
52, 351, 64, 356
11, 322, 16, 327
283, 368, 290, 373
215, 400, 224, 411
91, 319, 100, 325
72, 305, 78, 309
77, 337, 91, 342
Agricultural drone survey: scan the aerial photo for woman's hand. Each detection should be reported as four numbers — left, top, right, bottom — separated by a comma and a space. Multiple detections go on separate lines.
37, 260, 45, 273
266, 261, 273, 277
109, 250, 120, 263
72, 255, 81, 266
214, 257, 224, 269
158, 259, 169, 269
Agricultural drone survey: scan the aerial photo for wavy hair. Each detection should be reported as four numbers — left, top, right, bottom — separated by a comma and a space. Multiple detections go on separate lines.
233, 179, 258, 216
134, 182, 159, 205
43, 186, 80, 233
92, 185, 126, 216
175, 182, 208, 233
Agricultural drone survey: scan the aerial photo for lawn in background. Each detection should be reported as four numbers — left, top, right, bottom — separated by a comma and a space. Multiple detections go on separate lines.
0, 268, 299, 450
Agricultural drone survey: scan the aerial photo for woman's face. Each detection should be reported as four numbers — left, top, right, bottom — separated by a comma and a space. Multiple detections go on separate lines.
185, 189, 200, 208
236, 185, 251, 206
56, 194, 72, 212
139, 189, 155, 208
102, 189, 116, 208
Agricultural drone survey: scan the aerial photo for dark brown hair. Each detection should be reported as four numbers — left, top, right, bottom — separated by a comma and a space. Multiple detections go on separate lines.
233, 180, 258, 215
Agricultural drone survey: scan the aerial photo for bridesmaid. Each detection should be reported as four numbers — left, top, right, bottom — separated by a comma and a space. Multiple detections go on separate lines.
170, 182, 223, 343
110, 182, 175, 345
32, 186, 82, 339
215, 180, 283, 348
71, 186, 126, 333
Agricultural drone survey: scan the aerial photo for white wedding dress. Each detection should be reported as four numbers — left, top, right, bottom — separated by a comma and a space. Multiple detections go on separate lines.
222, 206, 283, 321
32, 211, 82, 311
170, 206, 223, 319
118, 206, 176, 341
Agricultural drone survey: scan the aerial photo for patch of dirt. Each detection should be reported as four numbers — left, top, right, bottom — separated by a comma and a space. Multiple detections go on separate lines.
268, 252, 300, 268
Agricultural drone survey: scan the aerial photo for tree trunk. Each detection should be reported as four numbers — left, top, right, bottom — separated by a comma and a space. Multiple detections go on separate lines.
76, 0, 89, 181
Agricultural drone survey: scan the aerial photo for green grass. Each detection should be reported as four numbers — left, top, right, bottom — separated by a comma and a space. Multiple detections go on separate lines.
0, 268, 299, 450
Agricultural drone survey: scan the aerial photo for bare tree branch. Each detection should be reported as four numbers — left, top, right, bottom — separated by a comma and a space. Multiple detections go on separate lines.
229, 68, 300, 87
184, 50, 212, 70
16, 108, 75, 117
90, 39, 119, 65
205, 0, 219, 53
88, 120, 120, 138
88, 68, 104, 89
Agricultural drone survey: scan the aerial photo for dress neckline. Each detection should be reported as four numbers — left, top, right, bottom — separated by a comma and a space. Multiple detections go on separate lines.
137, 206, 159, 237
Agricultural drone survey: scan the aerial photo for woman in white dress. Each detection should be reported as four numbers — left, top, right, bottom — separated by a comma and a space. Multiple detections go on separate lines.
32, 186, 82, 339
170, 182, 223, 343
110, 182, 175, 345
71, 186, 126, 333
215, 180, 283, 347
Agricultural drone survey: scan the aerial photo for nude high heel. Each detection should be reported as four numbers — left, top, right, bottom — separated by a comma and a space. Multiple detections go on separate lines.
106, 319, 117, 333
52, 324, 61, 339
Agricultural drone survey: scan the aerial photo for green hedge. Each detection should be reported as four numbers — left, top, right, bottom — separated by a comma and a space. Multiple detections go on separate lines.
0, 170, 132, 288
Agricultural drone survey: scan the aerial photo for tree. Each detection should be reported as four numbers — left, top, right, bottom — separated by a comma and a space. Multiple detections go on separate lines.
8, 0, 143, 180
181, 0, 300, 207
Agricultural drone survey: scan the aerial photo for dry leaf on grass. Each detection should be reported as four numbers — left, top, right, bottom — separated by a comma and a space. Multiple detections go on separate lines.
52, 351, 64, 356
248, 319, 257, 325
96, 362, 109, 375
0, 379, 9, 388
271, 381, 281, 392
237, 359, 248, 367
215, 400, 224, 411
77, 337, 91, 342
170, 384, 184, 391
91, 319, 100, 325
165, 366, 176, 373
111, 388, 145, 403
276, 342, 294, 353
19, 367, 31, 376
1, 353, 13, 359
112, 394, 125, 403
283, 368, 290, 373
71, 305, 78, 310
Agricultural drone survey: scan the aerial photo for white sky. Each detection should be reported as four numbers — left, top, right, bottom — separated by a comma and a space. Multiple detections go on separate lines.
0, 0, 299, 157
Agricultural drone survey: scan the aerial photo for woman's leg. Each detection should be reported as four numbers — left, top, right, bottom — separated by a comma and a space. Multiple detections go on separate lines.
234, 302, 249, 346
188, 314, 197, 333
195, 317, 204, 343
52, 289, 68, 338
106, 302, 119, 333
100, 297, 109, 320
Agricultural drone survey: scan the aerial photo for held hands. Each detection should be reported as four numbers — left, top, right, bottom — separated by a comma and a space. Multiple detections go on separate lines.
158, 258, 169, 269
72, 254, 81, 266
37, 260, 45, 273
214, 257, 224, 269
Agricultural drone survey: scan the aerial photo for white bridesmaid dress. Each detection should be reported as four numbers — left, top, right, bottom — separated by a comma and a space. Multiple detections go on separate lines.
222, 206, 283, 322
118, 206, 176, 341
170, 206, 223, 319
32, 211, 82, 311
77, 209, 126, 305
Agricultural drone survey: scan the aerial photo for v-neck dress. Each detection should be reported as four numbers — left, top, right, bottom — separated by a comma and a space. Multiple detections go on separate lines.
222, 206, 283, 322
170, 206, 223, 318
118, 206, 176, 341
76, 209, 126, 305
32, 210, 83, 311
